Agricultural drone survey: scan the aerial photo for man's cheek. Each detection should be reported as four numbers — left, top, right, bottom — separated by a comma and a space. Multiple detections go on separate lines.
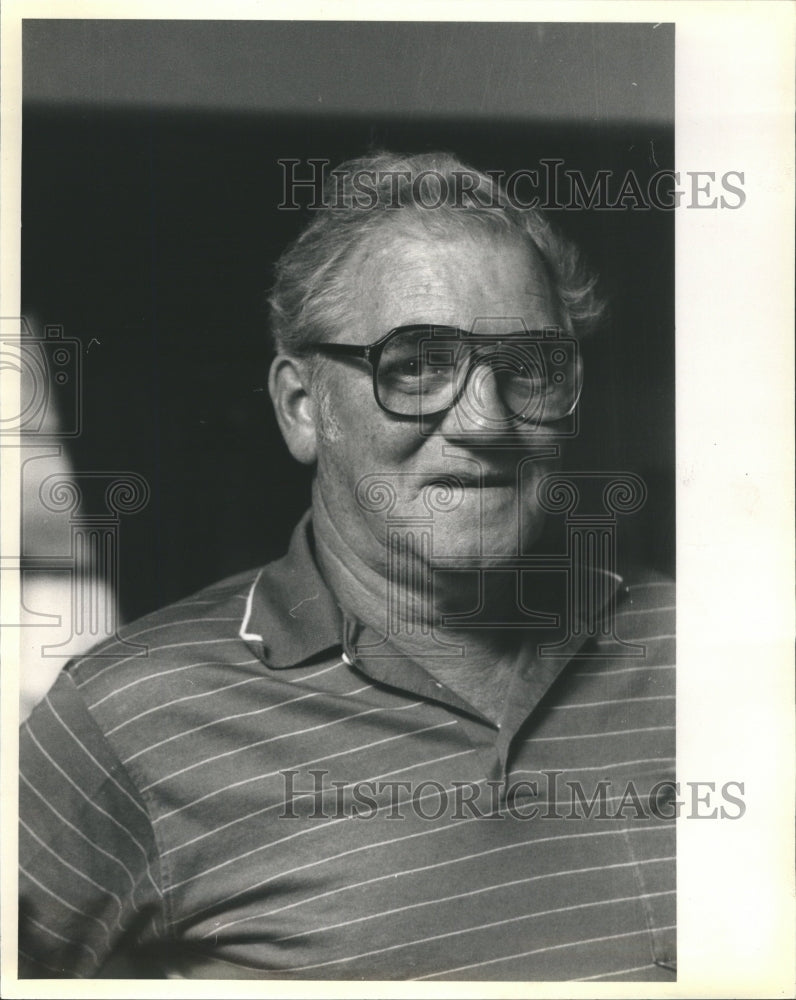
316, 408, 344, 443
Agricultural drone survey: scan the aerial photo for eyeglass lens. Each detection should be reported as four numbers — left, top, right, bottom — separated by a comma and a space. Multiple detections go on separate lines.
376, 328, 579, 422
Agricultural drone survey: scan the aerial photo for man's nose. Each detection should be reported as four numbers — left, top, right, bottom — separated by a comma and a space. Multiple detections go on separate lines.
437, 361, 518, 442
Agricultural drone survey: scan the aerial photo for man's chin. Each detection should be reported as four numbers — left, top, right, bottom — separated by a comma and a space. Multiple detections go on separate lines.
429, 491, 542, 558
422, 523, 546, 564
361, 484, 546, 565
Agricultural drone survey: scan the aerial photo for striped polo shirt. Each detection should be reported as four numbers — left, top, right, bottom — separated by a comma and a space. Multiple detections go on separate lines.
19, 511, 676, 981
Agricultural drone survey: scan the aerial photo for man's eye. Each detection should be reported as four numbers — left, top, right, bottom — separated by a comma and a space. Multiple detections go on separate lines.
388, 358, 446, 379
502, 360, 541, 383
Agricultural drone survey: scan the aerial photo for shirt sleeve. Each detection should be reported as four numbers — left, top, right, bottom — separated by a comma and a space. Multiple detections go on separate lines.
19, 670, 167, 978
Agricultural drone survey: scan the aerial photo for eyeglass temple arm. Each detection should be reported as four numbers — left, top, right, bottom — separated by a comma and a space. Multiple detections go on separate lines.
312, 342, 372, 361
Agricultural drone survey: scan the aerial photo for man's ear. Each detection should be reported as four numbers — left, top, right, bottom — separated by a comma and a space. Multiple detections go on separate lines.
268, 354, 318, 465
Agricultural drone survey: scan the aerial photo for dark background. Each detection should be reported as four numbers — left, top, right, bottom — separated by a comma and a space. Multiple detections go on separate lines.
22, 20, 674, 622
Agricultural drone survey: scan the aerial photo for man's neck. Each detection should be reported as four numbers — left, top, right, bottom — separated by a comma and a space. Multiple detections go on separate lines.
311, 487, 527, 724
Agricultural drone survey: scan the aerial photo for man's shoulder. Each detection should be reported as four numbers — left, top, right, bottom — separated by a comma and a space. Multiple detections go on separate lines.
63, 565, 268, 717
617, 567, 675, 614
613, 566, 675, 650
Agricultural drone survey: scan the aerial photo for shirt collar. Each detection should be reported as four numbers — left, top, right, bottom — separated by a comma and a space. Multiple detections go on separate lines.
238, 510, 343, 668
238, 508, 625, 671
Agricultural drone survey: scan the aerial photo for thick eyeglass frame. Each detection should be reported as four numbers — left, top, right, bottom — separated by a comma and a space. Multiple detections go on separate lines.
307, 323, 583, 423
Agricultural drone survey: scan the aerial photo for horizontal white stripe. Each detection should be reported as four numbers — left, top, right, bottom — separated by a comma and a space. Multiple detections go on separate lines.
217, 854, 673, 940
65, 610, 247, 666
105, 675, 264, 737
156, 719, 456, 827
161, 732, 462, 865
283, 660, 347, 683
25, 915, 100, 967
414, 925, 676, 980
279, 891, 675, 973
600, 792, 674, 802
550, 695, 675, 710
170, 592, 248, 607
74, 637, 240, 688
20, 865, 111, 945
121, 660, 345, 763
596, 634, 674, 643
142, 700, 423, 792
17, 946, 74, 977
116, 616, 240, 643
87, 657, 260, 710
196, 816, 672, 936
20, 814, 130, 928
526, 725, 674, 743
272, 856, 676, 943
574, 664, 674, 677
614, 606, 675, 617
174, 750, 479, 906
23, 727, 162, 898
46, 696, 149, 820
576, 962, 656, 981
511, 756, 675, 777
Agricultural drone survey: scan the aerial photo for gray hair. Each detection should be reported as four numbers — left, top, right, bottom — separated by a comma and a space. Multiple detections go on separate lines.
268, 151, 605, 355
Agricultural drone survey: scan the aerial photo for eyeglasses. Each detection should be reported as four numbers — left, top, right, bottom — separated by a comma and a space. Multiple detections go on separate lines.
309, 324, 583, 426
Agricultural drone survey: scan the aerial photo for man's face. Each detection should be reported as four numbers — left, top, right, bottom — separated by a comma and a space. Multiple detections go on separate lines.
311, 221, 564, 575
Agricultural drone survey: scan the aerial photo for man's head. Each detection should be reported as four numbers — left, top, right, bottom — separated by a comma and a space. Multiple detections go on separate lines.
268, 152, 603, 575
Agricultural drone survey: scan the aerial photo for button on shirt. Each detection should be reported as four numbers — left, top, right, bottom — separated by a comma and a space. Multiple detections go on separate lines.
19, 511, 676, 981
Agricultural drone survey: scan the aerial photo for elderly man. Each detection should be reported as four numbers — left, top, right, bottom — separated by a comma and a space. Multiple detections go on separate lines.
19, 152, 675, 981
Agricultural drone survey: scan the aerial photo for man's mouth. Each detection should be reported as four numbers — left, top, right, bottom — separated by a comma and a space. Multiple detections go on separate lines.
479, 471, 518, 487
425, 470, 517, 489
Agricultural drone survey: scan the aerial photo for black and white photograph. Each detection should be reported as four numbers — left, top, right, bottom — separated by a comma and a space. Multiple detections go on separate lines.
2, 4, 793, 996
